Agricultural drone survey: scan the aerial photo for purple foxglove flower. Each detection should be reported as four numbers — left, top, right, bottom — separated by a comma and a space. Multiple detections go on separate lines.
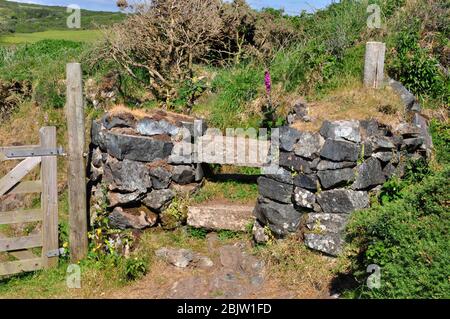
265, 70, 272, 96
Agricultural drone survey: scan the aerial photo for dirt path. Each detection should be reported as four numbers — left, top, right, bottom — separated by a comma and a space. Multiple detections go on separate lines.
107, 234, 334, 299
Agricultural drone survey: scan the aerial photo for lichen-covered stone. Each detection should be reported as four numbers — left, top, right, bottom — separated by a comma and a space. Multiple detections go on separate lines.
317, 160, 356, 171
105, 131, 174, 162
265, 167, 294, 185
317, 189, 369, 214
168, 142, 193, 164
252, 220, 269, 244
304, 213, 349, 255
254, 197, 301, 237
155, 247, 194, 268
320, 120, 361, 143
305, 213, 349, 234
304, 233, 343, 257
352, 157, 386, 190
388, 78, 421, 113
187, 205, 255, 232
279, 152, 312, 173
108, 191, 142, 207
318, 168, 355, 189
90, 164, 103, 182
320, 139, 360, 162
104, 156, 152, 193
293, 173, 319, 191
288, 99, 310, 123
136, 118, 180, 137
91, 120, 107, 150
394, 123, 421, 138
372, 151, 393, 163
293, 187, 316, 209
257, 177, 293, 204
279, 126, 302, 152
360, 119, 384, 137
293, 132, 324, 159
367, 136, 395, 151
149, 166, 172, 190
91, 147, 103, 168
143, 189, 175, 211
172, 165, 196, 185
413, 113, 433, 155
109, 206, 155, 230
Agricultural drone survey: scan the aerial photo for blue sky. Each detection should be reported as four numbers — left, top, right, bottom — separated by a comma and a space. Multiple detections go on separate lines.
9, 0, 334, 13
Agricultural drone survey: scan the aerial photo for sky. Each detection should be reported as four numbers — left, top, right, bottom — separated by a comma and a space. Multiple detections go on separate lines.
8, 0, 335, 14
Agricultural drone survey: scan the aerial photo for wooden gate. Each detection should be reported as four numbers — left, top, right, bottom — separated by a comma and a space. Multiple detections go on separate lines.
0, 127, 59, 276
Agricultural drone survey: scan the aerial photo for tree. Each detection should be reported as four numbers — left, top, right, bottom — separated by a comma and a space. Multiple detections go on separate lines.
116, 0, 128, 10
100, 0, 301, 104
213, 0, 257, 65
103, 0, 223, 101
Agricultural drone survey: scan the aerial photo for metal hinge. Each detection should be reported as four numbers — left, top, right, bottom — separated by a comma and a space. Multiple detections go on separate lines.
5, 146, 66, 158
46, 248, 65, 258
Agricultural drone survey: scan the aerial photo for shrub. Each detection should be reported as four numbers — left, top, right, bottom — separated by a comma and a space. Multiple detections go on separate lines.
103, 0, 224, 102
345, 167, 450, 298
101, 0, 307, 107
123, 258, 148, 281
388, 30, 448, 102
378, 177, 405, 204
430, 120, 450, 165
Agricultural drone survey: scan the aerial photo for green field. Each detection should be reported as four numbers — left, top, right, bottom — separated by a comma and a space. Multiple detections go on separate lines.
0, 0, 124, 33
0, 29, 102, 44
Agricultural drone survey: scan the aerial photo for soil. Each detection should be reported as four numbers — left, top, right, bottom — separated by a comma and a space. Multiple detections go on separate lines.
107, 234, 335, 299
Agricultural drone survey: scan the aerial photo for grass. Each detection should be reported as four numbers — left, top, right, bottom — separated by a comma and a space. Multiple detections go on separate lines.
193, 64, 263, 129
255, 237, 343, 298
0, 30, 102, 45
192, 180, 259, 204
292, 78, 406, 132
0, 257, 132, 298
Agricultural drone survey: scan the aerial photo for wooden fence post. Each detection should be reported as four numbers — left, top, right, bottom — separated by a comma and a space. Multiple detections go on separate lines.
40, 127, 59, 268
364, 41, 386, 89
66, 63, 88, 262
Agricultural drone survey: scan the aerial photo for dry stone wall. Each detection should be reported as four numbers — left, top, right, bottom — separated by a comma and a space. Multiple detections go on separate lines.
89, 109, 206, 230
88, 78, 433, 258
254, 117, 432, 256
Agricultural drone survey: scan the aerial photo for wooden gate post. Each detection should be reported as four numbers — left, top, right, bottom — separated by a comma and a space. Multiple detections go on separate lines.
66, 63, 88, 262
364, 41, 386, 89
40, 127, 59, 268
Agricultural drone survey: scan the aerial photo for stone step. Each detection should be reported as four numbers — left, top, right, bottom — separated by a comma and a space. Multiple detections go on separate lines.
187, 204, 256, 232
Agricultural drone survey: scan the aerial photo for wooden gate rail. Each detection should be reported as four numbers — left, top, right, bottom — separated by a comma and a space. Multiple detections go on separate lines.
0, 127, 59, 277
